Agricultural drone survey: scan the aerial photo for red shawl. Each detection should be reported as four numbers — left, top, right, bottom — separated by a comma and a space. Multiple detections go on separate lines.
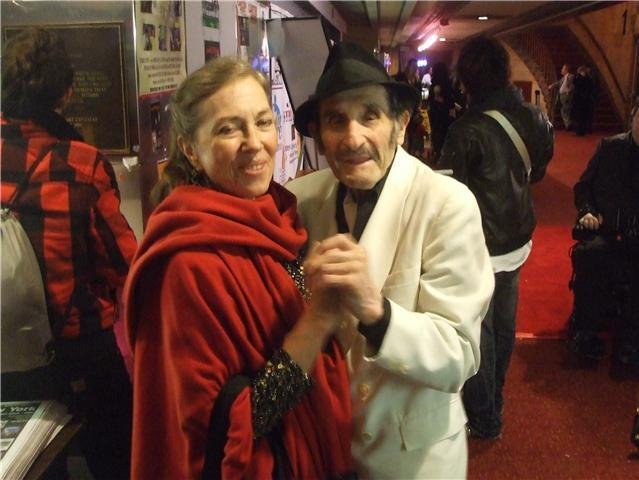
124, 183, 351, 479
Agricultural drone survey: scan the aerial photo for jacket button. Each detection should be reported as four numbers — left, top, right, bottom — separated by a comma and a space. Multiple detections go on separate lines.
358, 383, 370, 399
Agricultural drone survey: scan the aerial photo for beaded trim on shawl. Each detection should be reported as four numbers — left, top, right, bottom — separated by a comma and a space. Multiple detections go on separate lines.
282, 256, 311, 301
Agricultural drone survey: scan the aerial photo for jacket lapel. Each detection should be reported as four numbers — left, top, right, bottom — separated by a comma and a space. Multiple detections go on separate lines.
307, 178, 340, 245
359, 147, 414, 291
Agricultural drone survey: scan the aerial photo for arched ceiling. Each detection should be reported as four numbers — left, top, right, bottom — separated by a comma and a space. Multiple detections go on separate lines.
323, 1, 613, 49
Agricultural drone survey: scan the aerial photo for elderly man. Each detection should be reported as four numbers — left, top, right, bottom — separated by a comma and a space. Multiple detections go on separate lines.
287, 42, 494, 479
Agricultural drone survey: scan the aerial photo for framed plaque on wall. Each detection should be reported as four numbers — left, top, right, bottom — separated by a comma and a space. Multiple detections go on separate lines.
3, 24, 129, 154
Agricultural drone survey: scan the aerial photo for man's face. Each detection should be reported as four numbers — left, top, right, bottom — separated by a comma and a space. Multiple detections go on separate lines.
561, 65, 569, 76
316, 85, 407, 190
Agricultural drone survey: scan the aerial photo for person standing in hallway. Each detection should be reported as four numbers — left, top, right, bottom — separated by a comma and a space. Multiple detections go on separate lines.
550, 63, 575, 130
572, 65, 594, 136
395, 58, 426, 159
428, 62, 457, 162
438, 36, 554, 440
0, 28, 137, 479
288, 41, 494, 479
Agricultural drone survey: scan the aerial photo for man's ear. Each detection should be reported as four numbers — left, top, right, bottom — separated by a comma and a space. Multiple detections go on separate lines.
177, 135, 198, 168
395, 110, 410, 146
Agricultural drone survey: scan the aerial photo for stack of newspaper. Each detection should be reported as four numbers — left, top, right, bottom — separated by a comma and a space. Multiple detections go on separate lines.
0, 400, 71, 480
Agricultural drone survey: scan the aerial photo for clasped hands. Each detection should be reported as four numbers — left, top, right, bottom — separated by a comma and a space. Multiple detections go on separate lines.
302, 234, 384, 334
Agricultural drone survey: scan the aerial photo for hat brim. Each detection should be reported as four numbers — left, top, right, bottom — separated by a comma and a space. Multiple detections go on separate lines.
294, 81, 421, 138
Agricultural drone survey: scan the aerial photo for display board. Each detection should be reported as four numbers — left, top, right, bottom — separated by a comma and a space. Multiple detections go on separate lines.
267, 17, 331, 170
202, 0, 221, 61
271, 58, 302, 185
236, 0, 269, 75
3, 24, 129, 154
136, 0, 187, 96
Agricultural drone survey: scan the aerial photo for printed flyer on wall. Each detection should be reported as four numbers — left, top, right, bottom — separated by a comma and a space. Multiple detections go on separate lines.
137, 0, 187, 96
271, 58, 301, 185
202, 0, 220, 61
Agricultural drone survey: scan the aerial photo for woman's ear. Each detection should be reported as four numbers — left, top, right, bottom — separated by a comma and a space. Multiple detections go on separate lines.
177, 135, 199, 169
55, 87, 73, 113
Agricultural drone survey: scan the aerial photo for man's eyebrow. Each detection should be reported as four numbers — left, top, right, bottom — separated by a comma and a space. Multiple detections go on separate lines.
320, 107, 343, 118
362, 101, 384, 112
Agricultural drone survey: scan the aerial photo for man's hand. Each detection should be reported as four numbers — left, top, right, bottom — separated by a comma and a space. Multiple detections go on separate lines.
579, 212, 603, 230
304, 234, 384, 326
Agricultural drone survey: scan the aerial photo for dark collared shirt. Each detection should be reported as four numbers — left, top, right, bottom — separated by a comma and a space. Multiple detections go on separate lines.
334, 160, 394, 351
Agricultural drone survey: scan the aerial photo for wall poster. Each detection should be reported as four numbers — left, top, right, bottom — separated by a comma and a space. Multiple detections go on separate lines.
271, 58, 302, 185
3, 24, 129, 154
202, 0, 220, 62
236, 0, 269, 72
136, 0, 187, 96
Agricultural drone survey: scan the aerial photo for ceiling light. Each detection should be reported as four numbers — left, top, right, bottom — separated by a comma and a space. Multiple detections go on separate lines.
478, 16, 488, 21
417, 33, 439, 51
439, 37, 446, 42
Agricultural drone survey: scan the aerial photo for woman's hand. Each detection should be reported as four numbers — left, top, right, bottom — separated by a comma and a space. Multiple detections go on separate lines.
304, 234, 384, 326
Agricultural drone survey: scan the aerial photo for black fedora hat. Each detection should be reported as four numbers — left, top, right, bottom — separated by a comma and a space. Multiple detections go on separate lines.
294, 42, 421, 137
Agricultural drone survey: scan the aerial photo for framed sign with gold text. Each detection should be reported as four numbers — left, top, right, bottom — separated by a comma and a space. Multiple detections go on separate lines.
3, 24, 129, 154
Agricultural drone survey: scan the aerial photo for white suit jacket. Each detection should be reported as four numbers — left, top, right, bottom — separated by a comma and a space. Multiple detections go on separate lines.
287, 147, 494, 478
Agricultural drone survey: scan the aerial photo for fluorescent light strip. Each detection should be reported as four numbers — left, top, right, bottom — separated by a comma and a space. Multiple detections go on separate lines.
417, 33, 439, 51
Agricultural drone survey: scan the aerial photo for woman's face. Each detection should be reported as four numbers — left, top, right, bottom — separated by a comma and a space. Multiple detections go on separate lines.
181, 76, 277, 199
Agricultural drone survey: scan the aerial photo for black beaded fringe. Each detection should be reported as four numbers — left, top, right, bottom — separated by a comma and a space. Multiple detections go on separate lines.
251, 349, 313, 438
283, 256, 311, 301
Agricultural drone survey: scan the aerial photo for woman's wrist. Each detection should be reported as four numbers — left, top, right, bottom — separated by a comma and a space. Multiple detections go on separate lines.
250, 349, 313, 438
282, 314, 332, 372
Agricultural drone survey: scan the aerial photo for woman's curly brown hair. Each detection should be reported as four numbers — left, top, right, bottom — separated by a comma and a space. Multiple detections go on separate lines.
1, 28, 74, 118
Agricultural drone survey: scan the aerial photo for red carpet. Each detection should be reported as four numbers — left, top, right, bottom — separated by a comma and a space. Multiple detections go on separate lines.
517, 130, 605, 337
468, 338, 639, 479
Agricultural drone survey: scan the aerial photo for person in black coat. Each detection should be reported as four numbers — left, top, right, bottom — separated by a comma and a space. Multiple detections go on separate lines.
438, 36, 554, 440
428, 62, 456, 162
571, 65, 594, 136
567, 103, 639, 365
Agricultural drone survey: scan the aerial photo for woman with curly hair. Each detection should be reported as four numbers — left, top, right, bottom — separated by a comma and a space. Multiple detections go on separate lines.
1, 28, 137, 479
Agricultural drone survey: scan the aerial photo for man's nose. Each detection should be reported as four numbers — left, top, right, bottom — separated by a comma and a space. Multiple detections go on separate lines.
341, 120, 366, 150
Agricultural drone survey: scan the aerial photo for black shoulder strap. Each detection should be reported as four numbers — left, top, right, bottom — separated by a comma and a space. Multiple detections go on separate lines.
202, 375, 251, 480
8, 145, 55, 208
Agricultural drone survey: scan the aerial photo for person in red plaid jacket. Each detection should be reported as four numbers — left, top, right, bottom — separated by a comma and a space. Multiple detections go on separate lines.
1, 28, 137, 479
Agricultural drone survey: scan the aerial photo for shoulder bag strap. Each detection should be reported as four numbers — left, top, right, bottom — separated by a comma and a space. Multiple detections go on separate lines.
7, 145, 55, 208
483, 110, 531, 179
